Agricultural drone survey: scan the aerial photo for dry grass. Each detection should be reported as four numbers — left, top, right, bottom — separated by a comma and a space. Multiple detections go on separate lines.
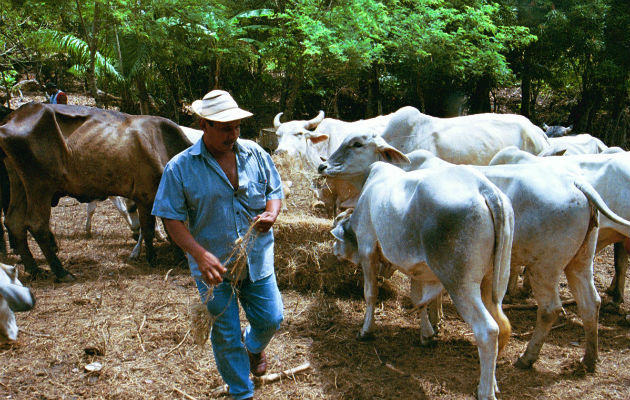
0, 130, 628, 399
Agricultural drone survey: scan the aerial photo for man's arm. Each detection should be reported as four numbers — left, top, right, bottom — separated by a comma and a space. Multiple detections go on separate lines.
163, 218, 227, 284
253, 199, 282, 233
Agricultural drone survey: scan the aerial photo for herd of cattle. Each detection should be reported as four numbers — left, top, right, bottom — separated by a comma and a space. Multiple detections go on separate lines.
0, 101, 628, 399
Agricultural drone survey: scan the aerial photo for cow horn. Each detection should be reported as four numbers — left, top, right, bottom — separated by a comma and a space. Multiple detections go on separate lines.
273, 112, 283, 128
305, 110, 325, 130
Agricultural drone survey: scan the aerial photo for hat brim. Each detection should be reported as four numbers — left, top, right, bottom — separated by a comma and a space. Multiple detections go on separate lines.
191, 100, 253, 122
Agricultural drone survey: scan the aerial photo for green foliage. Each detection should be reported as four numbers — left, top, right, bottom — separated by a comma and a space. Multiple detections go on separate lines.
1, 0, 627, 143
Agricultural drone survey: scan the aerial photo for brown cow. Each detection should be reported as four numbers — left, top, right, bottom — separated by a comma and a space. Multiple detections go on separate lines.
0, 103, 192, 281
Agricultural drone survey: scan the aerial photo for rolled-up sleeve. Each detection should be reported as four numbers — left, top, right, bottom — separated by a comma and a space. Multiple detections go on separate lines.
152, 161, 188, 221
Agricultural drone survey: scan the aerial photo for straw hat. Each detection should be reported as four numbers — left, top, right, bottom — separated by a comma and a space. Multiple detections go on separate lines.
191, 90, 253, 122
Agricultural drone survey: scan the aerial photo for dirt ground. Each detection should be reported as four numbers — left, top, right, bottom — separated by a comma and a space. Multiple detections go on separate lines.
0, 194, 628, 400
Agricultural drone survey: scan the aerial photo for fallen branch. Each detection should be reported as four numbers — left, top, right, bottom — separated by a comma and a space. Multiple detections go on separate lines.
172, 385, 198, 400
136, 315, 146, 353
256, 362, 311, 384
164, 329, 191, 357
503, 299, 576, 311
210, 362, 312, 396
20, 329, 52, 338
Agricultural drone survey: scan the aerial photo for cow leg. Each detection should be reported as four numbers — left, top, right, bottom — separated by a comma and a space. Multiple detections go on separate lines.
3, 170, 44, 278
123, 198, 141, 241
358, 254, 379, 341
27, 202, 73, 282
135, 205, 156, 264
85, 201, 97, 237
410, 278, 444, 345
606, 241, 628, 305
448, 287, 500, 400
427, 293, 443, 333
564, 231, 600, 372
505, 264, 523, 303
515, 266, 563, 369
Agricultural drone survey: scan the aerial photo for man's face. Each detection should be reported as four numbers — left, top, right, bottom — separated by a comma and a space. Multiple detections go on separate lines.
46, 87, 56, 96
200, 118, 241, 154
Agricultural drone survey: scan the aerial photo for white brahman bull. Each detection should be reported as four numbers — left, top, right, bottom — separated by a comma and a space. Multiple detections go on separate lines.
380, 106, 550, 165
0, 262, 35, 343
322, 132, 630, 377
320, 139, 514, 400
491, 147, 630, 305
273, 110, 393, 214
537, 133, 610, 156
542, 123, 573, 138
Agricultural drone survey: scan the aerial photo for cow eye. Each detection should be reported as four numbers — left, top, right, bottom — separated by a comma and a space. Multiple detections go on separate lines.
352, 141, 363, 148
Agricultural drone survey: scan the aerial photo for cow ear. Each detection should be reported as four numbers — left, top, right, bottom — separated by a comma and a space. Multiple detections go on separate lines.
543, 123, 549, 131
378, 145, 410, 165
305, 132, 329, 144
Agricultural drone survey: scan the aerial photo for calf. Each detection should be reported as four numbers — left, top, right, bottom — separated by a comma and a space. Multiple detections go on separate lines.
320, 140, 514, 400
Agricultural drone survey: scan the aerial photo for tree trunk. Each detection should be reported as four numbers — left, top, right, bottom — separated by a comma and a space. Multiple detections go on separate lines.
366, 64, 381, 117
520, 51, 532, 118
469, 75, 491, 114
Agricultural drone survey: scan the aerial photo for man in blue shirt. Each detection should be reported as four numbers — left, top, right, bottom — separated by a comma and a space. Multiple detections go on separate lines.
152, 90, 284, 400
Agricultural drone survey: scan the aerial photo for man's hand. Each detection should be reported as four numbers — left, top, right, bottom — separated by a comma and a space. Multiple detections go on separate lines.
194, 249, 227, 285
253, 199, 282, 232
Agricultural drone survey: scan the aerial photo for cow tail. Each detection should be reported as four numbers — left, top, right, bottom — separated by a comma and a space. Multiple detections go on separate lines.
574, 178, 630, 237
482, 185, 514, 354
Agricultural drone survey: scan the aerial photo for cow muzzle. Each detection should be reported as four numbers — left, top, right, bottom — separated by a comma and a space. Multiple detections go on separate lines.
317, 163, 328, 174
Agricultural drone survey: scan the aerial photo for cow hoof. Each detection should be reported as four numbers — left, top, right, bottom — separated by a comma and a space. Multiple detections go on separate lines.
600, 301, 621, 315
514, 356, 533, 370
25, 268, 47, 280
55, 272, 76, 283
418, 336, 437, 348
356, 331, 375, 342
581, 357, 597, 373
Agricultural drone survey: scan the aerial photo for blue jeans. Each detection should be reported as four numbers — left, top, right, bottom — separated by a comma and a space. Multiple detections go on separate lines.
196, 273, 284, 400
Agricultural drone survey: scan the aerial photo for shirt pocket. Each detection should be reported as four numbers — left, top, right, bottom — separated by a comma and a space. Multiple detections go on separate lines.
247, 181, 267, 211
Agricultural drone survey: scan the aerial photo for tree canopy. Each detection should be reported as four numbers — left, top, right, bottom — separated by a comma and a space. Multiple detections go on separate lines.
1, 0, 628, 145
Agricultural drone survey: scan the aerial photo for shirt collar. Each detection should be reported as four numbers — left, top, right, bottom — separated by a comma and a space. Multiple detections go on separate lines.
190, 138, 253, 158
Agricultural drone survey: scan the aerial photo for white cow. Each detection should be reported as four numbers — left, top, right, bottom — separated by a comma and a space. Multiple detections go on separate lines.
85, 196, 140, 238
381, 106, 550, 165
542, 123, 573, 138
491, 147, 630, 305
0, 262, 35, 343
320, 139, 515, 400
322, 132, 630, 377
538, 133, 610, 156
273, 110, 393, 214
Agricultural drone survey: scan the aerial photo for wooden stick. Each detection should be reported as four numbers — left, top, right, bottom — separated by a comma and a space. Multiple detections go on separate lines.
172, 386, 198, 400
20, 329, 52, 338
503, 299, 576, 310
255, 362, 311, 384
164, 329, 191, 356
136, 315, 146, 353
209, 362, 312, 395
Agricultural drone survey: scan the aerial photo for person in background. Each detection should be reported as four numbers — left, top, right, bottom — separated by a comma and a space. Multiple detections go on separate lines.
45, 82, 68, 104
152, 90, 284, 400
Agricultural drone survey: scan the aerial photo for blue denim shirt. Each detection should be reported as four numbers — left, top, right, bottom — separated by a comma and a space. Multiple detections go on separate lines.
152, 138, 284, 281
